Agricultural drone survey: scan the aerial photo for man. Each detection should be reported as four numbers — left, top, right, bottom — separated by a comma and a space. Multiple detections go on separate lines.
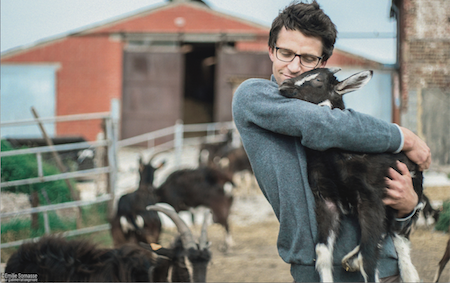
232, 1, 431, 282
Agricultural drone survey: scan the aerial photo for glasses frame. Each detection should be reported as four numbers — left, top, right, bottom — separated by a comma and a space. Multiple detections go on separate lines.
274, 46, 323, 69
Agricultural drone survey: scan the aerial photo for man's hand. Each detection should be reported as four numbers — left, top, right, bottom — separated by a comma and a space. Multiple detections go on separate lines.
383, 161, 419, 218
400, 126, 431, 171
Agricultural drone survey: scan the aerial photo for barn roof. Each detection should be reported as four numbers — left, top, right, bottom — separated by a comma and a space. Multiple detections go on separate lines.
1, 0, 386, 68
1, 0, 269, 58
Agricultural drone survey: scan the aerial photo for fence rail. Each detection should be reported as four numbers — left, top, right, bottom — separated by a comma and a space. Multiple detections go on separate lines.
1, 115, 236, 249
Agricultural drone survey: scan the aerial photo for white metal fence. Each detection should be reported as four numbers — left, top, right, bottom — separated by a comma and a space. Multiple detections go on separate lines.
1, 113, 236, 248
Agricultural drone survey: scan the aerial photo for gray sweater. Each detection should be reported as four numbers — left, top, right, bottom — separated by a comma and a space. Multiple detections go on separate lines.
232, 76, 409, 282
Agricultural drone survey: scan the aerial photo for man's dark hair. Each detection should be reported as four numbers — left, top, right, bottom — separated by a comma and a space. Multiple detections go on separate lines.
268, 0, 337, 62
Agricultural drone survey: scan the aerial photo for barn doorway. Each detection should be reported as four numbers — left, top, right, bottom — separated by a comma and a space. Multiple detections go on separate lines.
182, 43, 216, 125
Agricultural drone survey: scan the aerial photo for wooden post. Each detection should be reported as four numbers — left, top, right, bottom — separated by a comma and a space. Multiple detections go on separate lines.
30, 107, 82, 228
102, 118, 114, 219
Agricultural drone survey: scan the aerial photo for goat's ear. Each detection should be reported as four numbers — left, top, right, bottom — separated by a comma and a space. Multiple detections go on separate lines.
335, 70, 373, 96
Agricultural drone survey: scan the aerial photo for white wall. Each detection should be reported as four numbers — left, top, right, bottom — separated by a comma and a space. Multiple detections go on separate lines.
1, 65, 57, 138
337, 68, 393, 123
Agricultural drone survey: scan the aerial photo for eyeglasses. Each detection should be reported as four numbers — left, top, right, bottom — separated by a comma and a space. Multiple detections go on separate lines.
275, 46, 323, 69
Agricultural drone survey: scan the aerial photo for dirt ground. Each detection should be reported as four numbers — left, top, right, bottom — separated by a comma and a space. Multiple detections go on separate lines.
1, 170, 448, 282
157, 186, 450, 283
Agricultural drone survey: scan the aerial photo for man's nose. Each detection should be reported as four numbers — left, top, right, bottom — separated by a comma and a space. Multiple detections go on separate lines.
287, 56, 303, 74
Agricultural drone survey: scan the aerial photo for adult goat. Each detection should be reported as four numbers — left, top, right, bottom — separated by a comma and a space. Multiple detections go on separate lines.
146, 205, 212, 282
278, 68, 423, 282
5, 236, 156, 282
110, 156, 164, 247
5, 206, 212, 282
140, 158, 235, 250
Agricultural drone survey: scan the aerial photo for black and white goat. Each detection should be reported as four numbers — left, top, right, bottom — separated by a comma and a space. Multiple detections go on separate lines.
139, 158, 235, 251
110, 156, 164, 248
279, 68, 423, 282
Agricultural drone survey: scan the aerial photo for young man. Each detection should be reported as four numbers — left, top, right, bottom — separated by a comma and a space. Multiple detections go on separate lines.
232, 1, 431, 282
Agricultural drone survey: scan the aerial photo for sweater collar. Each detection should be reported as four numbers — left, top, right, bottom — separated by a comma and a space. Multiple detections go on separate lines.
270, 74, 278, 84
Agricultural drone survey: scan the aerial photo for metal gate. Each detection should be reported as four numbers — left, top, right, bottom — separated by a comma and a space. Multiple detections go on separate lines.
0, 111, 118, 248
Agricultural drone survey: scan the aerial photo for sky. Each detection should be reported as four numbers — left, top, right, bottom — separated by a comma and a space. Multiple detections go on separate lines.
1, 0, 397, 64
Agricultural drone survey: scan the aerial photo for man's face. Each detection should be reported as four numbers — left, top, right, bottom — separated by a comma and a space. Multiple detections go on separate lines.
269, 27, 327, 85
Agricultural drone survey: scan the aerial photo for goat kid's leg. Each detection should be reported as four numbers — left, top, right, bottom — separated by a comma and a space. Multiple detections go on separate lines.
315, 199, 340, 282
357, 196, 385, 282
341, 245, 360, 272
392, 234, 420, 282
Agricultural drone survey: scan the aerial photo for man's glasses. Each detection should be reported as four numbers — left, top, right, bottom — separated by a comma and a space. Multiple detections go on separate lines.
275, 46, 323, 69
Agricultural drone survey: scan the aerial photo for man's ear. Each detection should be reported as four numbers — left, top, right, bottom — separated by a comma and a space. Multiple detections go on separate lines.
268, 46, 276, 62
319, 60, 327, 68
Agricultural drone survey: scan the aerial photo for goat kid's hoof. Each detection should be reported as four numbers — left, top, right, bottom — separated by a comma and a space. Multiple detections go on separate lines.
341, 254, 362, 272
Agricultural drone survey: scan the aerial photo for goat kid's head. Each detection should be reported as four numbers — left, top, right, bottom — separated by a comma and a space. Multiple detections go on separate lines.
278, 68, 373, 110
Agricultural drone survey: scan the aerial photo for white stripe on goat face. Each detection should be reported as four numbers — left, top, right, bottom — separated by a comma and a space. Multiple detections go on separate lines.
319, 100, 332, 108
294, 73, 319, 87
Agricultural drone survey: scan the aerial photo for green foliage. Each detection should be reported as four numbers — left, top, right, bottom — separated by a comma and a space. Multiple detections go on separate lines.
1, 139, 72, 203
435, 199, 450, 232
80, 203, 109, 226
1, 203, 108, 242
1, 212, 77, 242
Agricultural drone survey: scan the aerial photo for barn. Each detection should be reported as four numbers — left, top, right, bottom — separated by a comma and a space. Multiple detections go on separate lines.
1, 0, 393, 142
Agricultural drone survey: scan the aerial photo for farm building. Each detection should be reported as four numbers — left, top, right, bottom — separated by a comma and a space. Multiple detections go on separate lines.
390, 0, 450, 170
1, 0, 393, 143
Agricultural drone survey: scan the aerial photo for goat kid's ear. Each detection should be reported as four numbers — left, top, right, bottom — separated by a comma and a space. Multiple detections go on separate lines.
334, 70, 373, 96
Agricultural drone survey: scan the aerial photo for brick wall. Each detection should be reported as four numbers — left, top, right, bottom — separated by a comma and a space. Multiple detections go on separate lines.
399, 0, 450, 168
2, 36, 124, 141
400, 0, 450, 104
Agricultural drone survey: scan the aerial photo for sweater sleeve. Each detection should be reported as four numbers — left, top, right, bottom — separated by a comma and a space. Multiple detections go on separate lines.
232, 78, 403, 153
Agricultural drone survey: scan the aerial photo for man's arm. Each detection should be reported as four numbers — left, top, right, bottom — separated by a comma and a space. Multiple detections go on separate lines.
384, 127, 431, 218
399, 126, 431, 171
232, 78, 403, 154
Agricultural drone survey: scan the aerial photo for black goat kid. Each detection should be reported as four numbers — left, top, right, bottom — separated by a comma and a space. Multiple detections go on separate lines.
110, 157, 164, 248
279, 68, 423, 282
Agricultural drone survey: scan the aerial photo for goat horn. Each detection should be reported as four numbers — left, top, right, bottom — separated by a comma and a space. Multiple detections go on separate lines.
199, 209, 211, 250
147, 205, 197, 250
